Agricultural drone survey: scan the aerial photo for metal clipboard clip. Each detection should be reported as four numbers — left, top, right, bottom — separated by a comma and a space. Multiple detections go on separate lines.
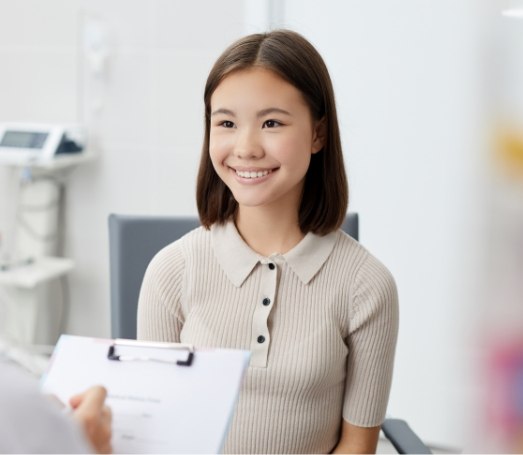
107, 338, 194, 367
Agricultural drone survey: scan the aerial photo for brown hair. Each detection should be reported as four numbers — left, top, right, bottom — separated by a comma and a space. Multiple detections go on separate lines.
196, 29, 348, 235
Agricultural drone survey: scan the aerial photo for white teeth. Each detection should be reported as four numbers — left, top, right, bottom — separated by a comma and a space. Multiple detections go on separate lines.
236, 170, 270, 179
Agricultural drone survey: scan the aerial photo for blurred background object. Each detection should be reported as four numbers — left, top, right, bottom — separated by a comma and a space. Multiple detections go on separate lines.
473, 2, 523, 451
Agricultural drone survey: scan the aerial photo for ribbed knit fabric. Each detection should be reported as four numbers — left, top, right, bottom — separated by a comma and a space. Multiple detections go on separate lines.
137, 222, 399, 454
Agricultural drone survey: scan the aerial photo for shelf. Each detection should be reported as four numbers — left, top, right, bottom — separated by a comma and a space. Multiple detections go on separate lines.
0, 153, 95, 171
0, 256, 74, 288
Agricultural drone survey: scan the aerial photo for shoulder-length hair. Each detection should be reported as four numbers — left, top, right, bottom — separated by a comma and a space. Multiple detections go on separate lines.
196, 29, 348, 235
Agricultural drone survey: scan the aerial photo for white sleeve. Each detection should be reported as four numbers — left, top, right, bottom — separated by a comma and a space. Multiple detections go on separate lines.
0, 360, 92, 454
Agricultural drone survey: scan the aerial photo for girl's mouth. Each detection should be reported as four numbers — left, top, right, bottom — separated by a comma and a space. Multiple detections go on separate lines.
235, 169, 272, 179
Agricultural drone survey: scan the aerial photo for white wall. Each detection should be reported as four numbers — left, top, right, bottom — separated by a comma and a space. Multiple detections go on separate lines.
0, 0, 504, 450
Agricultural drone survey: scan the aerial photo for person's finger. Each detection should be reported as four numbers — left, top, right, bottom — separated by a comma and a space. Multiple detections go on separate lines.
100, 405, 112, 429
70, 386, 107, 411
71, 387, 112, 454
94, 408, 112, 454
103, 405, 112, 422
95, 419, 112, 454
68, 391, 84, 409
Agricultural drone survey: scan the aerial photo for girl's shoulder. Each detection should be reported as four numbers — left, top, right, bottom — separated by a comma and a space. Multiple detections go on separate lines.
333, 228, 369, 264
333, 229, 396, 289
330, 231, 397, 324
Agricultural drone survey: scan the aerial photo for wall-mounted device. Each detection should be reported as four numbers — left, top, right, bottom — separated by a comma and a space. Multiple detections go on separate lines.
0, 123, 86, 165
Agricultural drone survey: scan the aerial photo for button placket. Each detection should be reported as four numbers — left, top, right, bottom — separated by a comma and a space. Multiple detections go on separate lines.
250, 260, 278, 368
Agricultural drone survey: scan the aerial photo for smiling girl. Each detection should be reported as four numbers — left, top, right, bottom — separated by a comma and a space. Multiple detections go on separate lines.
138, 30, 398, 454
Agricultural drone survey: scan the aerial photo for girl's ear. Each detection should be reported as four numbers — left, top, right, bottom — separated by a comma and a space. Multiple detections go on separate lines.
312, 117, 326, 154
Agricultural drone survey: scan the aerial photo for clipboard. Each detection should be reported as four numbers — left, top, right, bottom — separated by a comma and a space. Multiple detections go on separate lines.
41, 335, 250, 454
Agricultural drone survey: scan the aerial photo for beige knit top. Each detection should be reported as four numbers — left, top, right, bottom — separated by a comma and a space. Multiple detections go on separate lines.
137, 221, 399, 454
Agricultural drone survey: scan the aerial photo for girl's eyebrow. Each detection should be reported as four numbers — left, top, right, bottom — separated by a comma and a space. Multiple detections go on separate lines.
211, 108, 235, 117
211, 107, 292, 117
256, 107, 292, 117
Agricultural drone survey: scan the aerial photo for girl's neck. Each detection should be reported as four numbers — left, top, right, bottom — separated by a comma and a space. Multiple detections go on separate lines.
235, 206, 304, 257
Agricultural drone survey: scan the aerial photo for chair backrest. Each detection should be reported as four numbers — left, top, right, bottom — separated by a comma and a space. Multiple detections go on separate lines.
108, 213, 359, 339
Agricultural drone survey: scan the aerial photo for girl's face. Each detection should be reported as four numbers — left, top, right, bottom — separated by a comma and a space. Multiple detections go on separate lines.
209, 67, 324, 214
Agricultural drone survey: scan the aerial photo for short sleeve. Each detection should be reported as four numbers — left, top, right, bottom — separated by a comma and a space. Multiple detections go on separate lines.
342, 253, 399, 427
137, 242, 186, 342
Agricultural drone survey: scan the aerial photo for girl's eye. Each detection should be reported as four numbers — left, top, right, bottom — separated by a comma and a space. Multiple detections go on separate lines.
263, 120, 281, 128
220, 120, 235, 128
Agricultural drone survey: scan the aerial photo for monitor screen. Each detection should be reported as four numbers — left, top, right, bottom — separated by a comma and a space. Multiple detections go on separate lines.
0, 131, 48, 149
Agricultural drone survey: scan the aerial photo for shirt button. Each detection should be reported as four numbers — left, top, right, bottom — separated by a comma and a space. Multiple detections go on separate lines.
257, 335, 265, 344
262, 298, 271, 306
268, 263, 275, 270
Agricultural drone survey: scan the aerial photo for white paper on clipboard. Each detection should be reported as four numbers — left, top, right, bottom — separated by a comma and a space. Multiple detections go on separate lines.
41, 335, 250, 454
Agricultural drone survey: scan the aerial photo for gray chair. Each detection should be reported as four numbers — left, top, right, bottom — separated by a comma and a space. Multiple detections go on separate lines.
109, 215, 200, 340
108, 212, 431, 454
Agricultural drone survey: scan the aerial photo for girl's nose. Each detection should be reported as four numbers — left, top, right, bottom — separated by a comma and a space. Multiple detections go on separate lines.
233, 128, 264, 159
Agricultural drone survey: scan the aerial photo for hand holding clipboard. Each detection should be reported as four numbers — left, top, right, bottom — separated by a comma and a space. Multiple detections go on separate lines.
42, 335, 250, 454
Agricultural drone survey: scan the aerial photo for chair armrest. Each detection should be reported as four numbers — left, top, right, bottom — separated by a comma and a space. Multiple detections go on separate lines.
381, 418, 432, 454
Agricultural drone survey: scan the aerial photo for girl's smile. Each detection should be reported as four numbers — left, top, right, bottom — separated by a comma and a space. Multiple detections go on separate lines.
229, 166, 277, 183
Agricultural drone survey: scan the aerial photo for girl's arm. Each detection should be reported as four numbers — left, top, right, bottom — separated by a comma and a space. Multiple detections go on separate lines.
331, 420, 380, 454
339, 254, 399, 453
